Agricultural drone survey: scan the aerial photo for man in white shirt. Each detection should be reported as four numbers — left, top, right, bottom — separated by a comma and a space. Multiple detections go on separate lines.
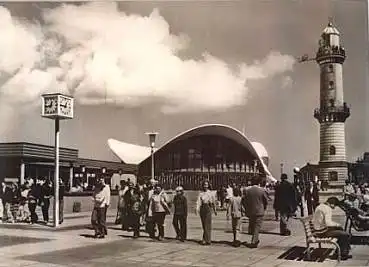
92, 178, 110, 238
312, 197, 351, 260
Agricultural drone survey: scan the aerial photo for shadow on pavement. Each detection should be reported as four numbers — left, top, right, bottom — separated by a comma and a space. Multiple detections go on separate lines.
277, 245, 334, 262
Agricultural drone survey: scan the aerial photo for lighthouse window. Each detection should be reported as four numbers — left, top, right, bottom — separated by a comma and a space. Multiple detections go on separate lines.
329, 81, 334, 89
328, 64, 334, 72
329, 145, 336, 155
328, 171, 338, 181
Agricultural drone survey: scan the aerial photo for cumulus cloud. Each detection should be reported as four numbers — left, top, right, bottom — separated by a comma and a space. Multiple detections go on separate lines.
0, 2, 296, 115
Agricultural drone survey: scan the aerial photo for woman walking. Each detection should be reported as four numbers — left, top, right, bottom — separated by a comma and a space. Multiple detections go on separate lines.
148, 184, 170, 241
124, 183, 143, 238
196, 181, 217, 245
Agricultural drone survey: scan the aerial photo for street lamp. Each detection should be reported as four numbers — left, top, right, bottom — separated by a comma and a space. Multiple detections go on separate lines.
145, 132, 159, 183
41, 93, 74, 228
280, 163, 284, 176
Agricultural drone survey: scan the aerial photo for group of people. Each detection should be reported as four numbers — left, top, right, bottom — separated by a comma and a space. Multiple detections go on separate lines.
0, 178, 65, 224
89, 169, 357, 261
105, 177, 271, 248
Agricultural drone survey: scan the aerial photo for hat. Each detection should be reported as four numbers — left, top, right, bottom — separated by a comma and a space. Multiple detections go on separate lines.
293, 167, 300, 173
326, 197, 340, 206
176, 186, 184, 192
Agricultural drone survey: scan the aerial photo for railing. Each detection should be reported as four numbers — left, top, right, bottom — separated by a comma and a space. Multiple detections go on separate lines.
314, 104, 350, 122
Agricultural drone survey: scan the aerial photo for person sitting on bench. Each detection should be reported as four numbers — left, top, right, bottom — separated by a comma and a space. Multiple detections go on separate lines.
312, 197, 352, 260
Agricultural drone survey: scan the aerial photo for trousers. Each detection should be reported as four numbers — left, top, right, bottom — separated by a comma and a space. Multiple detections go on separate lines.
173, 214, 187, 240
41, 198, 50, 222
316, 227, 350, 256
91, 207, 107, 236
248, 215, 263, 244
152, 212, 166, 238
28, 201, 38, 223
0, 199, 3, 220
279, 212, 290, 234
200, 204, 212, 244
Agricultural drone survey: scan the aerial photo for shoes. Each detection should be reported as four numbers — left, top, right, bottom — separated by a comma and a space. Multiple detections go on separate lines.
341, 255, 353, 261
281, 230, 291, 236
232, 240, 241, 247
201, 240, 211, 246
158, 236, 163, 241
245, 240, 260, 248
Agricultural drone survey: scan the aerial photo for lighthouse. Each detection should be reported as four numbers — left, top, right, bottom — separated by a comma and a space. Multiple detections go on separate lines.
313, 21, 350, 187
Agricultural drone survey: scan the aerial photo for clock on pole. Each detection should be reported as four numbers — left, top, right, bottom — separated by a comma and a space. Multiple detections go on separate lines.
41, 93, 74, 228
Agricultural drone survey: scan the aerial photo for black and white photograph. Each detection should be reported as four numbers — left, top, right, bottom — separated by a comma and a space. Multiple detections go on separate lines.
0, 0, 368, 266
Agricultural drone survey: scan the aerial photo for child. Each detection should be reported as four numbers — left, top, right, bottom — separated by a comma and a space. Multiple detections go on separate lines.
227, 187, 242, 246
172, 186, 188, 242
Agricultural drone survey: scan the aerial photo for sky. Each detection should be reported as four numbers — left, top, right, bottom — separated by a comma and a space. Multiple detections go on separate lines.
0, 0, 368, 178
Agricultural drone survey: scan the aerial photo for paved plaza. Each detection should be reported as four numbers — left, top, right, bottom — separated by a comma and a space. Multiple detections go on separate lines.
0, 207, 369, 267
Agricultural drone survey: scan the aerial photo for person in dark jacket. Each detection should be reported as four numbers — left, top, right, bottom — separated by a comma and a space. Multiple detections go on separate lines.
305, 180, 320, 215
40, 179, 53, 224
273, 181, 280, 221
58, 179, 65, 224
274, 173, 298, 236
124, 183, 143, 238
241, 177, 268, 248
9, 183, 20, 222
172, 186, 188, 242
28, 182, 40, 224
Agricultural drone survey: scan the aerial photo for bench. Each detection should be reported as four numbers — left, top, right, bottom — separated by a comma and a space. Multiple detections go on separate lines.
300, 216, 341, 262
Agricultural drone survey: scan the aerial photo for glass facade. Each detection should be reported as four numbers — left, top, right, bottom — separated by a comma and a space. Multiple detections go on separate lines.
138, 135, 265, 190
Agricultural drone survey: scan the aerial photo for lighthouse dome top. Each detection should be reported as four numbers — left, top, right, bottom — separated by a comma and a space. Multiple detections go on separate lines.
322, 22, 340, 36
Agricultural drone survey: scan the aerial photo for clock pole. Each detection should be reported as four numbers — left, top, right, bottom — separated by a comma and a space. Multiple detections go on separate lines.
41, 93, 74, 228
54, 118, 60, 228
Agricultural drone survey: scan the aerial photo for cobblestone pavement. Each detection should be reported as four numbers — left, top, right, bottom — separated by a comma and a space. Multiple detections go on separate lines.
0, 208, 369, 267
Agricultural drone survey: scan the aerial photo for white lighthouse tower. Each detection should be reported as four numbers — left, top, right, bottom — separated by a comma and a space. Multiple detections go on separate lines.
314, 21, 350, 187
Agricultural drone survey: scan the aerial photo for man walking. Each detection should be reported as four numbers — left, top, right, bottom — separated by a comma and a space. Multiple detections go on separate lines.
172, 186, 188, 242
242, 177, 268, 248
274, 173, 298, 236
305, 180, 319, 215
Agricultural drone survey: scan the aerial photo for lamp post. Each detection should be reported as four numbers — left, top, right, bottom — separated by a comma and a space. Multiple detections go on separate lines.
146, 132, 159, 183
280, 163, 284, 176
41, 93, 74, 228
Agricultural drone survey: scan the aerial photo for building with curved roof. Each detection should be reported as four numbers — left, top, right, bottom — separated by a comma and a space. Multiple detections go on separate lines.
108, 124, 276, 190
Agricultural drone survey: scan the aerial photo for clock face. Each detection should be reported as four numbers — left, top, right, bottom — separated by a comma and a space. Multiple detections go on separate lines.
59, 95, 73, 118
44, 97, 58, 115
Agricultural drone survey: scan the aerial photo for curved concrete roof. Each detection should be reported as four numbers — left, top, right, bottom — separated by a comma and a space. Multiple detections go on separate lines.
108, 124, 276, 182
251, 142, 268, 159
108, 139, 151, 165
